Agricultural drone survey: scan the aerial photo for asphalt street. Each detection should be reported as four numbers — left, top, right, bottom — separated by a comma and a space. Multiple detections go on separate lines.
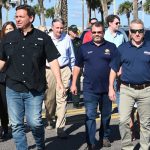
0, 103, 140, 150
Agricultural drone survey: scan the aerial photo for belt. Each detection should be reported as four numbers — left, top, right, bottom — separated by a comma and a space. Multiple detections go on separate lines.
60, 64, 68, 69
121, 81, 150, 90
46, 64, 68, 70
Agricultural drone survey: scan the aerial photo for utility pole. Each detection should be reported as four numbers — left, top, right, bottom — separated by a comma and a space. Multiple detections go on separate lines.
82, 0, 84, 32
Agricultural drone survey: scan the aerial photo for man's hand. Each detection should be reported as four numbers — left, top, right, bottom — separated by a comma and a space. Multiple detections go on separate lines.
108, 87, 116, 102
70, 84, 77, 95
56, 82, 66, 97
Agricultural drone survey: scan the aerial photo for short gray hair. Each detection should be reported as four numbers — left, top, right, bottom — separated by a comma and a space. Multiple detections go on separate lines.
130, 19, 144, 28
52, 18, 65, 26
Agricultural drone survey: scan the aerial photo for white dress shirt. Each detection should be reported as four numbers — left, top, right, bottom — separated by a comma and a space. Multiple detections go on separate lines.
47, 32, 75, 70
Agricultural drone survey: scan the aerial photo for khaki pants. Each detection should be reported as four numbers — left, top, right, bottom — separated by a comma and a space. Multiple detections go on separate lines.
44, 66, 71, 129
119, 84, 150, 150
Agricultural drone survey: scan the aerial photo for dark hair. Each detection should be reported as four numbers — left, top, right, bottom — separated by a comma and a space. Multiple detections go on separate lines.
1, 21, 16, 38
106, 14, 120, 26
52, 18, 65, 26
89, 18, 98, 23
16, 5, 35, 23
92, 21, 105, 32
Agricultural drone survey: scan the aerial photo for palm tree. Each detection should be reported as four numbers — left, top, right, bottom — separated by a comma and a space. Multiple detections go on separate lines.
0, 0, 8, 28
45, 7, 55, 20
60, 0, 68, 32
133, 0, 138, 19
33, 4, 41, 24
118, 1, 132, 26
38, 0, 46, 26
143, 0, 150, 14
86, 0, 100, 22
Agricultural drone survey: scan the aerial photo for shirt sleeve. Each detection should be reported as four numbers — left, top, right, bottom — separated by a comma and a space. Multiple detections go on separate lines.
44, 35, 61, 62
68, 38, 75, 70
75, 46, 84, 68
109, 45, 121, 73
0, 37, 7, 61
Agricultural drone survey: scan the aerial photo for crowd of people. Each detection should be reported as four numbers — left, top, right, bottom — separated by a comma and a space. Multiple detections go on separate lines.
0, 4, 150, 150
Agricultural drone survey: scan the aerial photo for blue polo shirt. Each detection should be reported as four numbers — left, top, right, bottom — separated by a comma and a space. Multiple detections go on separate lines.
76, 40, 118, 93
113, 41, 150, 84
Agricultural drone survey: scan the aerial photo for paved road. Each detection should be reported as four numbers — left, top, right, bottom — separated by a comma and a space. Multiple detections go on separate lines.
0, 103, 140, 150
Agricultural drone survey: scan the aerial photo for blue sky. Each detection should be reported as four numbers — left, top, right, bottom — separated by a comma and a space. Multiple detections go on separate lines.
2, 0, 150, 29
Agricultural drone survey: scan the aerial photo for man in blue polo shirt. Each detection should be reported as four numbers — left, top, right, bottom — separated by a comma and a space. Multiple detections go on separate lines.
71, 22, 118, 149
109, 19, 150, 150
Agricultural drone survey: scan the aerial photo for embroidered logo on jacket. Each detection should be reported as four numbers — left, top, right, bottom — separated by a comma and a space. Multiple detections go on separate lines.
104, 49, 110, 55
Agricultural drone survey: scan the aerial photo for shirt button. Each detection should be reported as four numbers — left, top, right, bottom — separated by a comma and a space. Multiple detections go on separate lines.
22, 46, 24, 48
22, 55, 24, 57
22, 64, 24, 66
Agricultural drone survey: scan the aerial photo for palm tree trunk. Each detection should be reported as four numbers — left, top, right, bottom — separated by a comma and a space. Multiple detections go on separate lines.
101, 0, 108, 23
61, 0, 68, 32
133, 0, 138, 19
38, 0, 46, 26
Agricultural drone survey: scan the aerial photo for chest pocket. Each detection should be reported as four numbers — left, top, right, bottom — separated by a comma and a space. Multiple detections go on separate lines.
29, 40, 44, 57
4, 41, 18, 57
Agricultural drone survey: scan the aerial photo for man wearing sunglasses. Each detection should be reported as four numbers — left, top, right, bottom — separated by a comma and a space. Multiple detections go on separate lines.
109, 19, 150, 150
71, 21, 118, 150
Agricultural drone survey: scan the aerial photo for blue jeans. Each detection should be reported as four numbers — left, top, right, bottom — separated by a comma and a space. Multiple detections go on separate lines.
6, 87, 45, 150
83, 91, 112, 145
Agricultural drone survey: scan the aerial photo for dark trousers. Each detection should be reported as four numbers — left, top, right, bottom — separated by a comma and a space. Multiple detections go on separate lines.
83, 91, 112, 145
0, 83, 9, 132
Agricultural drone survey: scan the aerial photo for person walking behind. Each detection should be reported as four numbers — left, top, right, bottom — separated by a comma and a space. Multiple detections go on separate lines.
0, 5, 65, 150
104, 14, 126, 109
0, 21, 16, 141
68, 25, 82, 108
82, 18, 98, 44
109, 19, 150, 150
44, 18, 75, 138
71, 22, 118, 150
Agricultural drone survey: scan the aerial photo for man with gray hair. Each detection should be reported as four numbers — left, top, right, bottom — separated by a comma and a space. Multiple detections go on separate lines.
44, 18, 75, 138
109, 19, 150, 150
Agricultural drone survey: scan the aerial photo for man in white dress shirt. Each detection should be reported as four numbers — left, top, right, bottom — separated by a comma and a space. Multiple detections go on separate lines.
44, 18, 75, 138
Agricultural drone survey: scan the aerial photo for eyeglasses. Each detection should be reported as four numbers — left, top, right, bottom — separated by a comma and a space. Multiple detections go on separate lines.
115, 22, 120, 25
92, 31, 103, 34
130, 29, 144, 34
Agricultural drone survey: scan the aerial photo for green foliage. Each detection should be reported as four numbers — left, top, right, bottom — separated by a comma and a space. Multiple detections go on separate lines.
143, 0, 150, 14
118, 1, 132, 15
45, 7, 54, 19
33, 4, 41, 17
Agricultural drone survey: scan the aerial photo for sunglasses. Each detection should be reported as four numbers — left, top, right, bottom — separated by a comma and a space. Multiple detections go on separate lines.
130, 29, 144, 34
115, 22, 120, 25
92, 31, 103, 34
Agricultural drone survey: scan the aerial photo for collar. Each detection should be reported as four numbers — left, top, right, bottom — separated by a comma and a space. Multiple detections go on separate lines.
107, 28, 121, 37
18, 25, 34, 36
90, 39, 106, 47
129, 40, 145, 48
50, 32, 66, 41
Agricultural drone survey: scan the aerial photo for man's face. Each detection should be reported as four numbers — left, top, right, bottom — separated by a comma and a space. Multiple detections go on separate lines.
109, 18, 120, 31
129, 23, 144, 43
52, 22, 64, 38
92, 25, 104, 44
15, 9, 33, 29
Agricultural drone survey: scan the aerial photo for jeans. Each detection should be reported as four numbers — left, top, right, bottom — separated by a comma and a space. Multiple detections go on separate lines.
6, 87, 45, 150
83, 91, 112, 145
119, 84, 150, 150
